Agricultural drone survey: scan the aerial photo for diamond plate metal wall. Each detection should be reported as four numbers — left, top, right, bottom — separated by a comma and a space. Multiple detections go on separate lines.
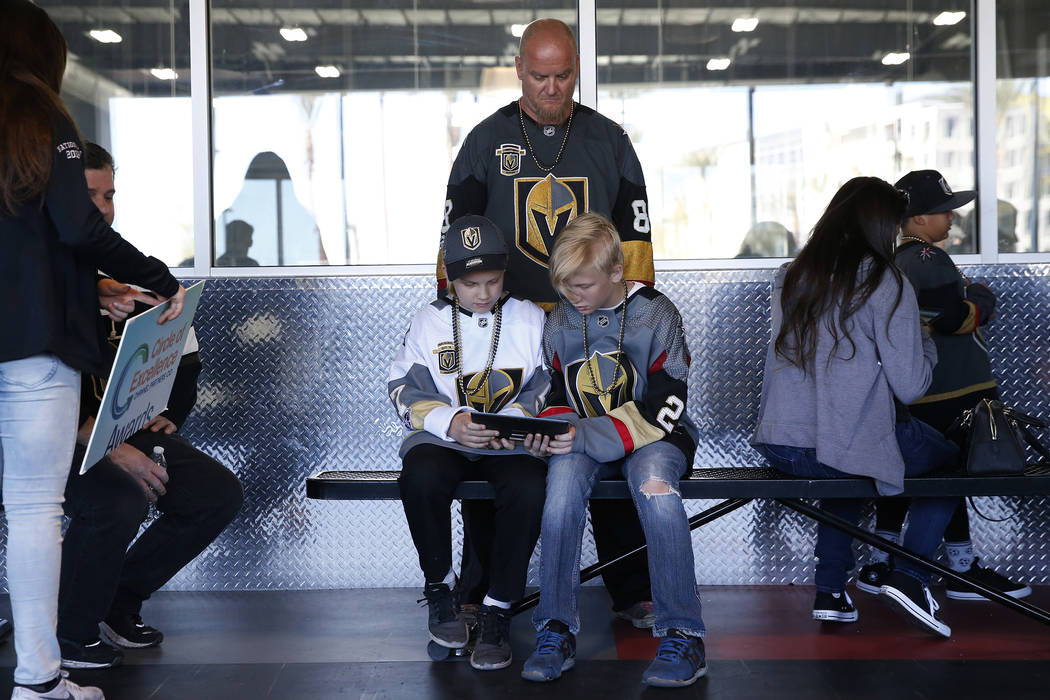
2, 267, 1047, 590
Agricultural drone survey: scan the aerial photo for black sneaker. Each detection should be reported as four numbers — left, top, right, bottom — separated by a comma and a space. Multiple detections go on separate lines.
879, 571, 951, 638
855, 561, 891, 595
421, 582, 468, 649
100, 612, 164, 648
945, 559, 1033, 601
59, 637, 124, 669
812, 590, 858, 622
470, 605, 513, 671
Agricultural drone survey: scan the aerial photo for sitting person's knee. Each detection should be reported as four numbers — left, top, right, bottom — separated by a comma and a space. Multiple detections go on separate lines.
638, 477, 678, 497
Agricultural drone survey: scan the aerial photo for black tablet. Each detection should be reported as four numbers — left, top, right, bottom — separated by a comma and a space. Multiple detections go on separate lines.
472, 412, 572, 441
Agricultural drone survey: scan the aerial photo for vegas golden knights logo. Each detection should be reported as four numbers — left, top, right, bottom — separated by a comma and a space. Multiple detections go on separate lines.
435, 342, 458, 374
568, 351, 634, 417
513, 175, 588, 266
456, 368, 524, 412
461, 226, 481, 251
495, 143, 526, 176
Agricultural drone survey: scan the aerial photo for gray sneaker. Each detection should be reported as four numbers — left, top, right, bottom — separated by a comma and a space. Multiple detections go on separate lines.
470, 605, 512, 670
421, 583, 468, 648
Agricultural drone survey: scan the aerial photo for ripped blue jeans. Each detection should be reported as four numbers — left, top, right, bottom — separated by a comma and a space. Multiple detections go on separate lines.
533, 441, 705, 638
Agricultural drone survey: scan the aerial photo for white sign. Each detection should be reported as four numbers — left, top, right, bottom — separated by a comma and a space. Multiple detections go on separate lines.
80, 281, 205, 473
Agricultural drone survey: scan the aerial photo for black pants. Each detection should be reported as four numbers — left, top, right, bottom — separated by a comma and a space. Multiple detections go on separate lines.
398, 443, 546, 603
875, 389, 999, 542
59, 431, 243, 643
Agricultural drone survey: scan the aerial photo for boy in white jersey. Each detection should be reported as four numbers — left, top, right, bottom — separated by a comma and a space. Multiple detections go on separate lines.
521, 213, 707, 688
389, 215, 549, 671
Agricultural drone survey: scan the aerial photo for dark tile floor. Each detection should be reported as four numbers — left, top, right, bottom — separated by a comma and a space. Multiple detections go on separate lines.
1, 586, 1047, 699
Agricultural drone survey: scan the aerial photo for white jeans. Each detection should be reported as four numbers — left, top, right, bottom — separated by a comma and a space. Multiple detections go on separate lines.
0, 354, 80, 685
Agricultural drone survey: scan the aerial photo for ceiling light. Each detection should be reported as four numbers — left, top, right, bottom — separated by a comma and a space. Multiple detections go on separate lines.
315, 65, 341, 78
706, 57, 731, 71
149, 67, 178, 81
881, 52, 910, 66
280, 26, 308, 42
933, 11, 966, 26
510, 24, 528, 38
731, 18, 759, 33
88, 29, 123, 44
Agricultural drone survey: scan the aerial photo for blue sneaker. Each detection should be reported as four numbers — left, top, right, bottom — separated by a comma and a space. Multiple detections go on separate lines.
521, 620, 576, 682
642, 629, 707, 688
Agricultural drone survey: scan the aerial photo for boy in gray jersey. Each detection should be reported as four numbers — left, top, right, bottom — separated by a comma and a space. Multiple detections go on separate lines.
520, 214, 706, 688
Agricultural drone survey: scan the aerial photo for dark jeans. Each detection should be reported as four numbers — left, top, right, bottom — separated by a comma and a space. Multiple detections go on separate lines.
755, 418, 959, 590
398, 443, 546, 603
59, 431, 243, 643
875, 389, 999, 542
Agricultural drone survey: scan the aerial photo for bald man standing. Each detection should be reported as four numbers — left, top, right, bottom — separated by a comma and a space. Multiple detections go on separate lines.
437, 16, 657, 645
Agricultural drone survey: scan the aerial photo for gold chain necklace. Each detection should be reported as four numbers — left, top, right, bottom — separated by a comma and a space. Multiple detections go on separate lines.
451, 295, 502, 399
581, 281, 629, 398
899, 234, 929, 246
518, 101, 575, 173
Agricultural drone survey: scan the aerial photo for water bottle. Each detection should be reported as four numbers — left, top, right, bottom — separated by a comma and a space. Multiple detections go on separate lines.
149, 446, 168, 517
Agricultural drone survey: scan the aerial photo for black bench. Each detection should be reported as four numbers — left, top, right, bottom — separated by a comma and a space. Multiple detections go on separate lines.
307, 466, 1050, 626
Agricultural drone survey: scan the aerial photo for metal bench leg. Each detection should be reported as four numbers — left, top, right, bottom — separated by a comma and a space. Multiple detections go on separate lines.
511, 498, 753, 615
776, 497, 1050, 627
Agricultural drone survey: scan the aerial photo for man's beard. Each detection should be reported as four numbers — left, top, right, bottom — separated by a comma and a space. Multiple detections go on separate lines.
534, 99, 572, 125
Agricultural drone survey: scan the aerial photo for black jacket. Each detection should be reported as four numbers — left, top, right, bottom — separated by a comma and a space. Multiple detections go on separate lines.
1, 116, 179, 375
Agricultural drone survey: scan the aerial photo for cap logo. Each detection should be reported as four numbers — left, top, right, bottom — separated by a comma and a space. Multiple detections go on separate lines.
461, 226, 481, 251
939, 177, 953, 196
465, 256, 483, 269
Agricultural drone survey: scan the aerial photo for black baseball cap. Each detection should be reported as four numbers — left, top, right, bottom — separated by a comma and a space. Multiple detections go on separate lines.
443, 214, 508, 282
895, 169, 975, 218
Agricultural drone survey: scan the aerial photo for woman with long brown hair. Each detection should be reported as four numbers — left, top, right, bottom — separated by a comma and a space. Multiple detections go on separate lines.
751, 177, 961, 638
1, 2, 185, 697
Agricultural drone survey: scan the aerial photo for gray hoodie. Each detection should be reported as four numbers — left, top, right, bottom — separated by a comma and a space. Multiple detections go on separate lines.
751, 262, 937, 495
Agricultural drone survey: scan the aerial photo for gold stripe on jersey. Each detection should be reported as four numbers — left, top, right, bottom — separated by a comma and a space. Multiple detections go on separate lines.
410, 400, 451, 430
953, 300, 979, 334
506, 401, 534, 417
910, 380, 998, 405
622, 240, 655, 286
608, 401, 666, 449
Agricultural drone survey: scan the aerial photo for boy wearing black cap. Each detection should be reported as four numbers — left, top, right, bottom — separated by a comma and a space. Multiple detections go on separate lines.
855, 169, 1031, 602
389, 215, 549, 671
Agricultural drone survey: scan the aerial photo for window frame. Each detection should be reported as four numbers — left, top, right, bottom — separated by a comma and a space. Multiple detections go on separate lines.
178, 0, 1023, 276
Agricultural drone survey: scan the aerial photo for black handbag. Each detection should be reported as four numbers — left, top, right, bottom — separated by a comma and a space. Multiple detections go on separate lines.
948, 399, 1045, 475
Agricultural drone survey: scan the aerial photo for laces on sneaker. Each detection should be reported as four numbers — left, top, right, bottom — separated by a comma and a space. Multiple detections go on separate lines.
420, 584, 458, 623
534, 625, 569, 655
923, 587, 941, 616
477, 607, 510, 645
654, 636, 694, 663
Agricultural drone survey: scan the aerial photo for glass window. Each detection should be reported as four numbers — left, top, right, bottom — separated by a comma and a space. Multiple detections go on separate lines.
211, 1, 575, 267
597, 1, 976, 258
40, 1, 193, 268
997, 0, 1050, 253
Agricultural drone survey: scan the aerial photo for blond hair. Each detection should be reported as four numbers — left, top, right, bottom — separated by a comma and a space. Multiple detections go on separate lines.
549, 213, 624, 294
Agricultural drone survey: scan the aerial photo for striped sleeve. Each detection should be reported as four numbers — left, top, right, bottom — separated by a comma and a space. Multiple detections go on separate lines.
387, 313, 461, 441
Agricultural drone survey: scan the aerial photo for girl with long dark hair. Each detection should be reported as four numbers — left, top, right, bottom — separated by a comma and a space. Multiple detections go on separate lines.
752, 177, 960, 638
1, 2, 185, 697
